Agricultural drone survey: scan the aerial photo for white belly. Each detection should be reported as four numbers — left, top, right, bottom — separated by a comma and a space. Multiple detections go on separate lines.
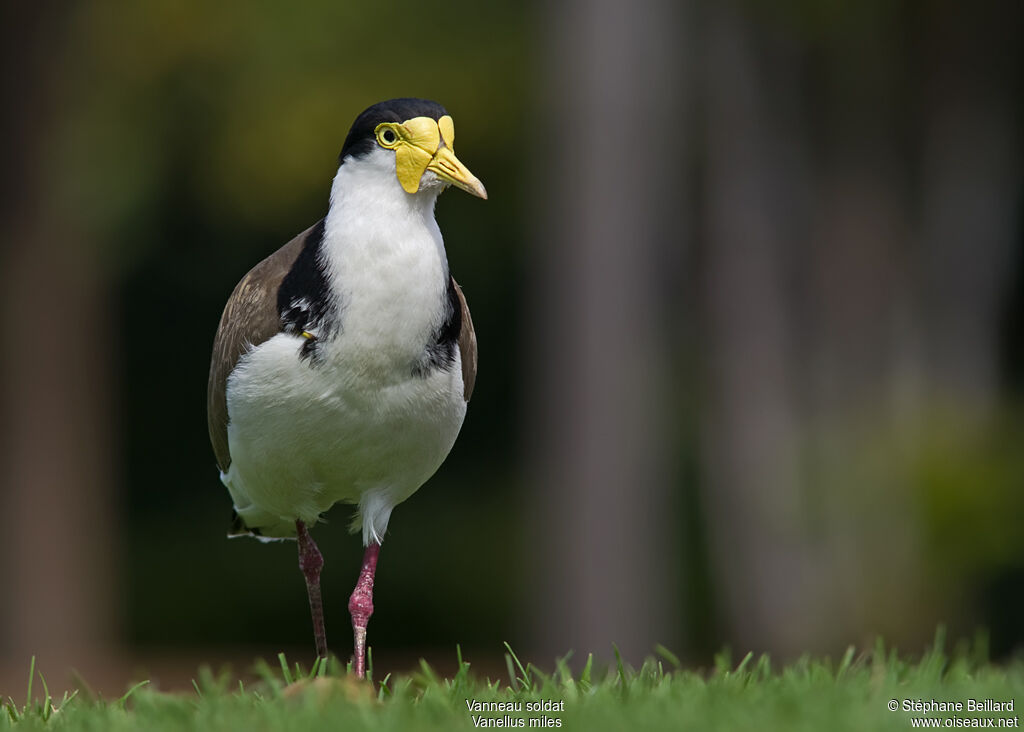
222, 156, 470, 543
221, 332, 467, 543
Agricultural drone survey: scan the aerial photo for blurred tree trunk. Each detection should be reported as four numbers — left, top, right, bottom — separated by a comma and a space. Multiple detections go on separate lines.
526, 0, 684, 664
701, 2, 1022, 656
803, 2, 1022, 649
0, 0, 119, 683
700, 1, 821, 656
801, 8, 926, 646
918, 3, 1021, 412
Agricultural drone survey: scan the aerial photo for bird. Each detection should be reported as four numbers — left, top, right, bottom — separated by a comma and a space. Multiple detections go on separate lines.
206, 98, 483, 678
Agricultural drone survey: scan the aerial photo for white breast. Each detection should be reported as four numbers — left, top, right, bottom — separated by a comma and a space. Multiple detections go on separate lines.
322, 153, 449, 380
221, 150, 467, 544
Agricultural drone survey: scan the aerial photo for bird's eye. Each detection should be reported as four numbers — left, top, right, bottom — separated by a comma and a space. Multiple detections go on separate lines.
376, 126, 399, 147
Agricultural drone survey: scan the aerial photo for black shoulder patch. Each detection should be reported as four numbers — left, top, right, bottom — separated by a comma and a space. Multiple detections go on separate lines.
413, 275, 461, 377
277, 219, 339, 359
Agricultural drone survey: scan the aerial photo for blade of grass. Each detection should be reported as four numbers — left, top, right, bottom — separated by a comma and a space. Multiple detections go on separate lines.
25, 655, 35, 712
655, 644, 681, 670
613, 644, 627, 685
449, 645, 471, 694
836, 645, 855, 681
527, 663, 551, 690
714, 648, 732, 675
504, 653, 517, 691
755, 654, 771, 681
377, 672, 392, 701
37, 669, 51, 721
54, 689, 78, 716
503, 642, 531, 691
554, 652, 575, 690
278, 653, 294, 686
580, 653, 593, 691
417, 658, 442, 693
4, 696, 19, 723
311, 655, 330, 680
734, 651, 754, 677
117, 680, 150, 710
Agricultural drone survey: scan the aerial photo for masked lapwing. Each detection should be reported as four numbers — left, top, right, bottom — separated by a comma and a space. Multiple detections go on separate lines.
207, 98, 483, 678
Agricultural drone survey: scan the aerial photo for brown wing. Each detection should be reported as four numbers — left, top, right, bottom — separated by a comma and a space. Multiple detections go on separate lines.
452, 277, 477, 402
207, 225, 314, 472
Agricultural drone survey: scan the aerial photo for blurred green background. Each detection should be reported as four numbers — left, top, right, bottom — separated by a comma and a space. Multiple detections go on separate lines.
1, 0, 1022, 693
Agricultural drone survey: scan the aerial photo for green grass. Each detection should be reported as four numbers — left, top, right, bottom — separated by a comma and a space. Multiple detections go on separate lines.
3, 633, 1022, 731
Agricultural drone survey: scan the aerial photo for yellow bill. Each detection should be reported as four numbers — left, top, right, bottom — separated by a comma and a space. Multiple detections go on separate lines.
375, 115, 486, 199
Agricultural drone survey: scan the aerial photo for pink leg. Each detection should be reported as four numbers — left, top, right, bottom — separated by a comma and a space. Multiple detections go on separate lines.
348, 541, 380, 679
295, 520, 328, 659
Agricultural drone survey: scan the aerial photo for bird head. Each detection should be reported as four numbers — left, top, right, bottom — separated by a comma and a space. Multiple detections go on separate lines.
338, 98, 487, 200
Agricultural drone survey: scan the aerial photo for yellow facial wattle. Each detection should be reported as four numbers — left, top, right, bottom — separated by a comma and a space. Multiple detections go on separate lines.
374, 115, 486, 199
